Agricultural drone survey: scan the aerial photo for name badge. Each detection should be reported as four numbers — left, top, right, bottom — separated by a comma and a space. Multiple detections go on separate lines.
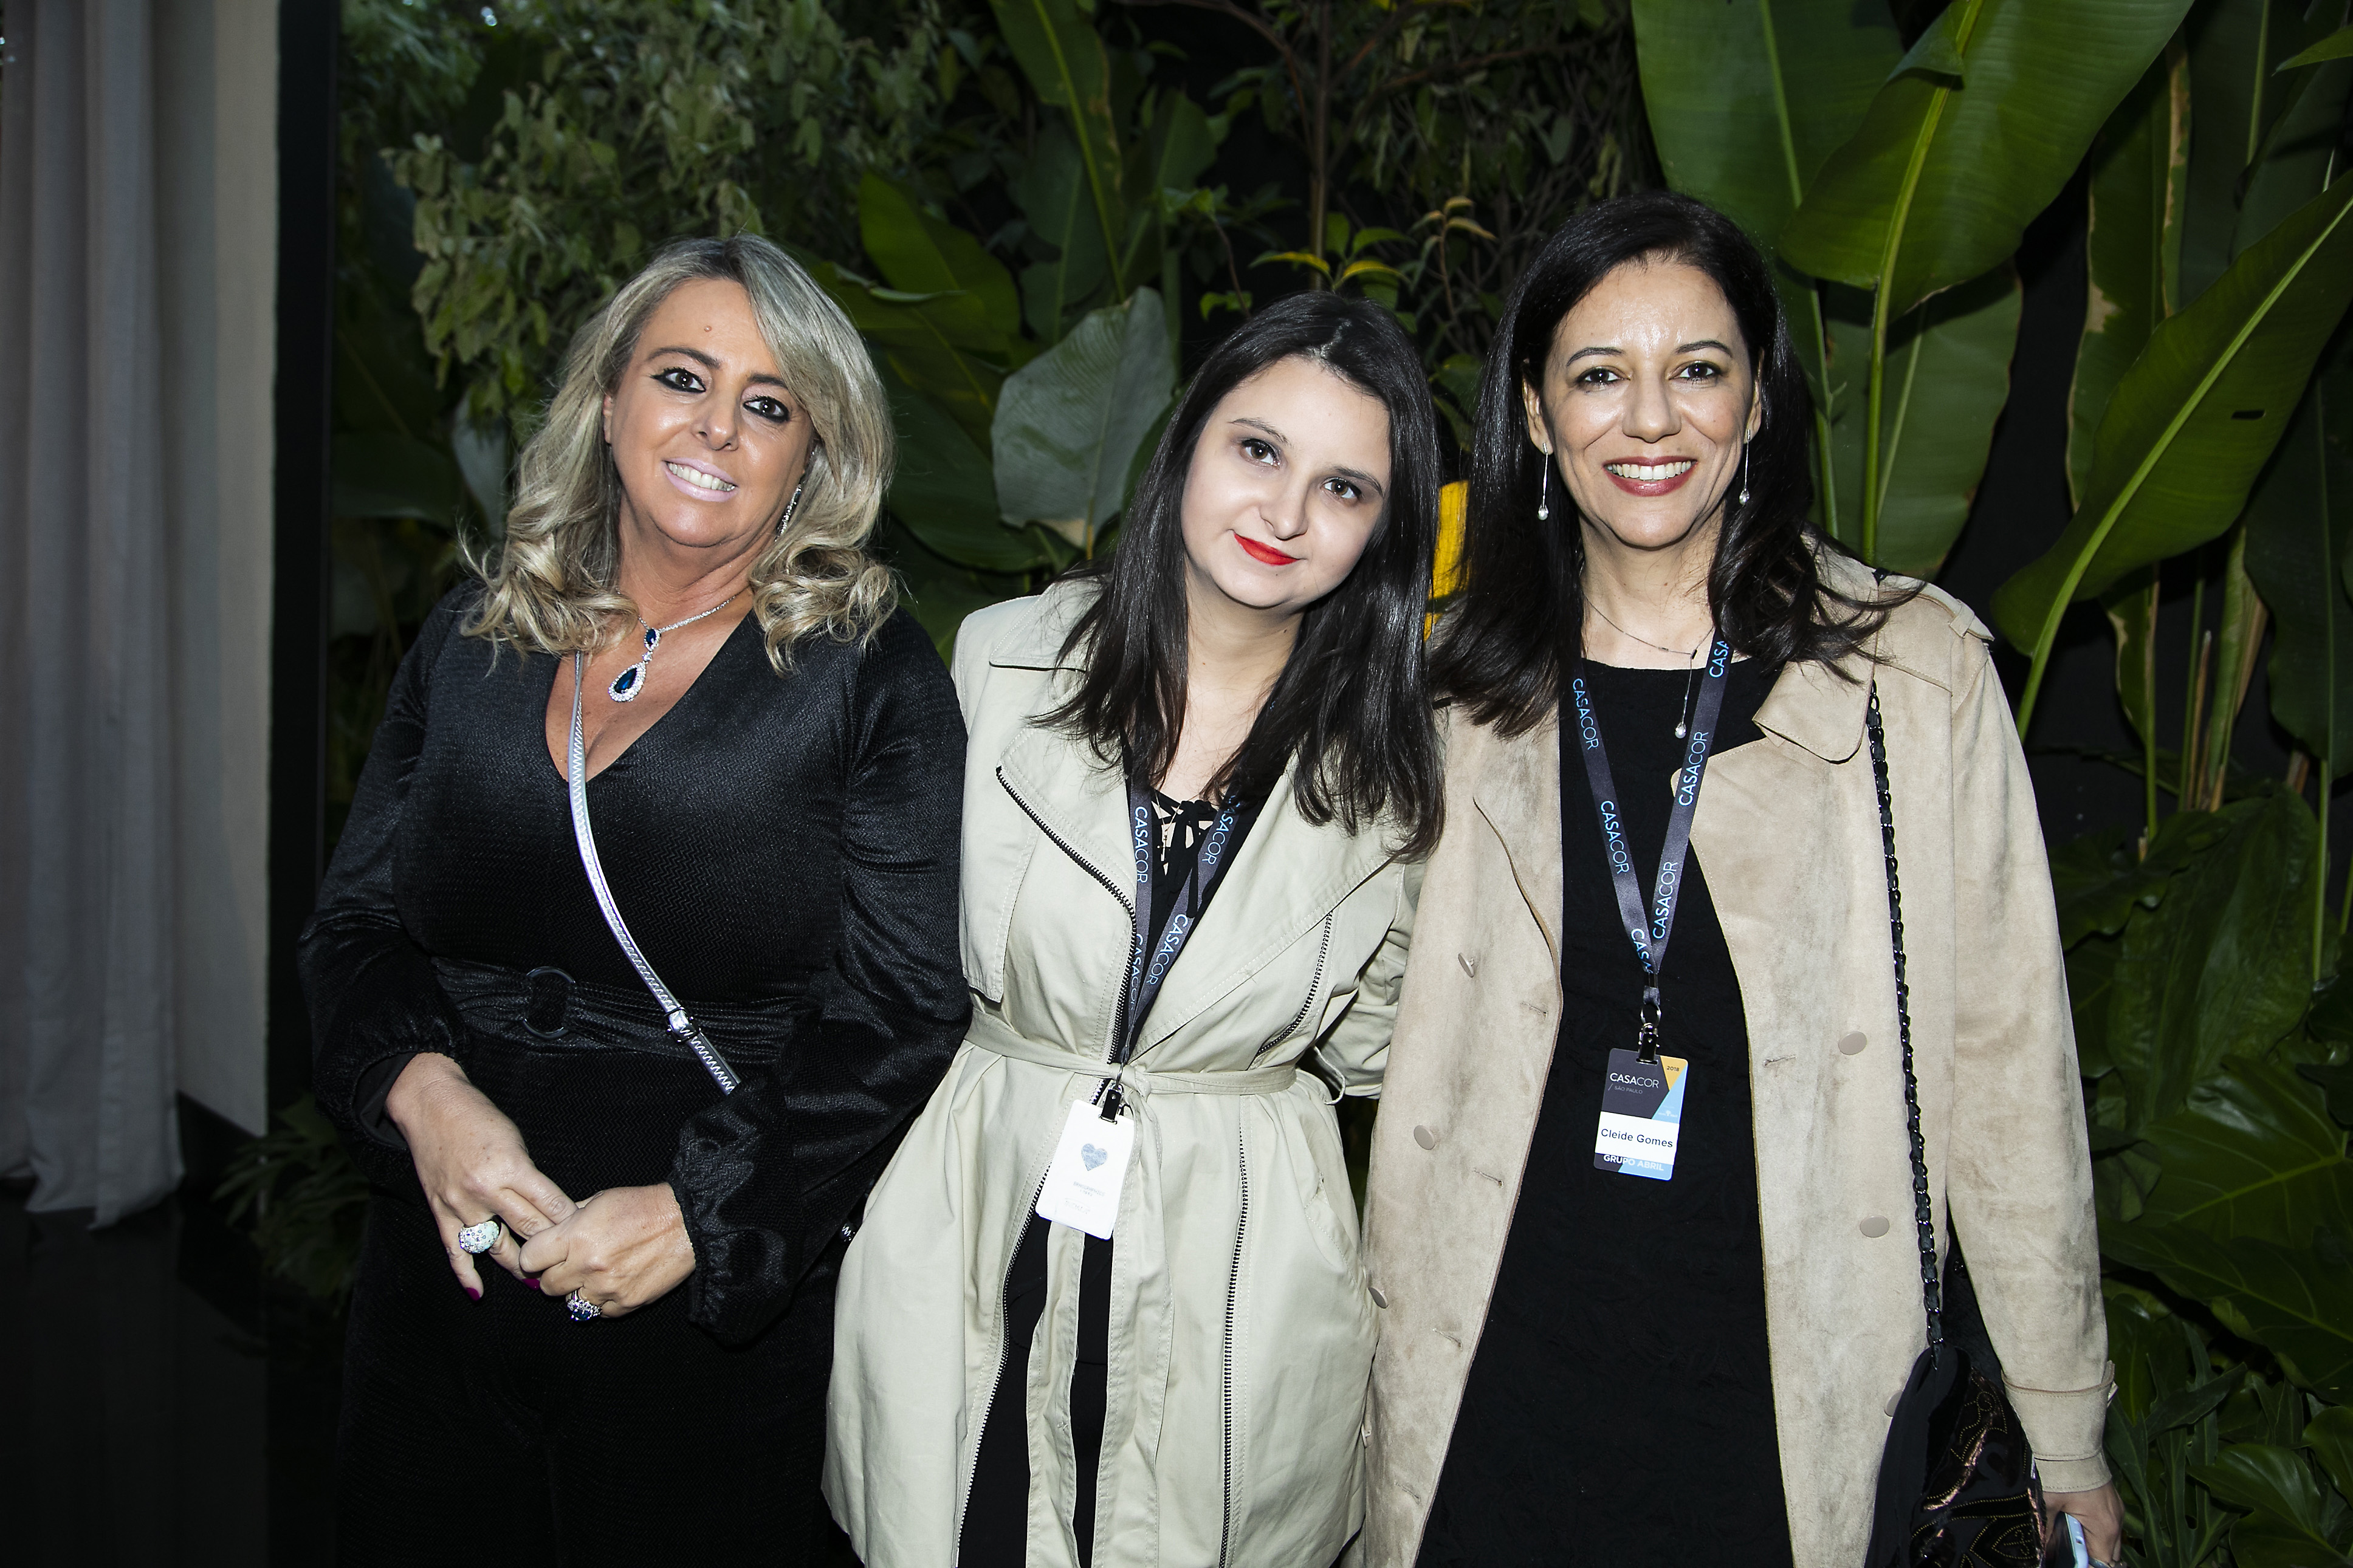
1593, 1047, 1688, 1181
1036, 1098, 1136, 1239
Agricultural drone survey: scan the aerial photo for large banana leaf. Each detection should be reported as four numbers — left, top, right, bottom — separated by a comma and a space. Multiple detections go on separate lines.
2104, 793, 2316, 1125
1779, 0, 2191, 320
1819, 265, 2021, 573
2101, 1221, 2353, 1399
1991, 174, 2353, 721
2072, 44, 2191, 509
882, 371, 1047, 576
2132, 1060, 2353, 1244
856, 173, 1022, 346
1630, 0, 1901, 445
991, 0, 1127, 295
2248, 338, 2353, 773
2106, 569, 2164, 832
994, 289, 1173, 551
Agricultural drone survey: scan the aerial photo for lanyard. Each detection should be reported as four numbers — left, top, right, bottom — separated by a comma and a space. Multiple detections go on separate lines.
1567, 635, 1733, 1063
1096, 775, 1240, 1120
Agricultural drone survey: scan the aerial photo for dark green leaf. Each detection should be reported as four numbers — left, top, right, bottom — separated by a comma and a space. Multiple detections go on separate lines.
1993, 176, 2353, 704
2249, 338, 2353, 774
2278, 27, 2353, 74
1780, 0, 2191, 318
2106, 794, 2317, 1123
991, 0, 1127, 294
2193, 1444, 2351, 1564
2103, 1222, 2353, 1399
2301, 1066, 2353, 1127
1819, 264, 2021, 574
2073, 46, 2191, 508
2308, 1408, 2353, 1512
857, 172, 1021, 344
994, 289, 1173, 550
2134, 1059, 2353, 1245
882, 374, 1046, 575
1012, 126, 1110, 344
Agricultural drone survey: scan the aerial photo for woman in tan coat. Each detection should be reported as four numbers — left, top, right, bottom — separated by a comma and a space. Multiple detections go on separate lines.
826, 294, 1441, 1567
1359, 192, 2120, 1566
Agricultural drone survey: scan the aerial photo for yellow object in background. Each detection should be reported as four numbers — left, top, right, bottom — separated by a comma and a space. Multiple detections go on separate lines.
1426, 479, 1468, 635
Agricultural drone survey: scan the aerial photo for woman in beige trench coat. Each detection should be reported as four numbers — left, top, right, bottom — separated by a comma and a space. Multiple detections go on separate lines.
1358, 193, 2120, 1566
826, 295, 1442, 1568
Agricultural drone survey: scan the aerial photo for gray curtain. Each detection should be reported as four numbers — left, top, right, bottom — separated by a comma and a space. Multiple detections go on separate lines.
0, 0, 183, 1222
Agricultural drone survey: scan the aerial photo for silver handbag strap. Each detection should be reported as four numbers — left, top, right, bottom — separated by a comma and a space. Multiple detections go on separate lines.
567, 651, 740, 1094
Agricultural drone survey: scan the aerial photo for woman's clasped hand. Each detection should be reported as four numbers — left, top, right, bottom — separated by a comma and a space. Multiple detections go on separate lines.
383, 1049, 574, 1296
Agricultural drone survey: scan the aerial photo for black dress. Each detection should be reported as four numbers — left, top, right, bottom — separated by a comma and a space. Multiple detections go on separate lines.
300, 587, 969, 1564
1419, 658, 1793, 1567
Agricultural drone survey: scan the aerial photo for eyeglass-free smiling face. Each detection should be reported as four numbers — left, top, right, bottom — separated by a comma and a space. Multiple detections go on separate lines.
1520, 256, 1761, 560
1180, 355, 1393, 621
601, 277, 815, 562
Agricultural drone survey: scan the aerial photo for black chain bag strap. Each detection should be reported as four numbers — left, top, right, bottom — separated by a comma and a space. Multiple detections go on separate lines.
1862, 685, 2050, 1568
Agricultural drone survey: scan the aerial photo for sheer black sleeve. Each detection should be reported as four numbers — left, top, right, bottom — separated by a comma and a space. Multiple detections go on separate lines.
668, 611, 970, 1345
298, 590, 477, 1192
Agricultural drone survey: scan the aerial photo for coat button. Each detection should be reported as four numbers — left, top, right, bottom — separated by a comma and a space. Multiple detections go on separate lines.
1885, 1389, 1904, 1417
1414, 1125, 1438, 1149
1370, 1286, 1389, 1309
1860, 1215, 1891, 1238
1458, 953, 1479, 978
1838, 1032, 1868, 1055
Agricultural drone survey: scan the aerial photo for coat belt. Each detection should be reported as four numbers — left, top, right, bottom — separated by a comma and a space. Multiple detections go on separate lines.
965, 1010, 1299, 1098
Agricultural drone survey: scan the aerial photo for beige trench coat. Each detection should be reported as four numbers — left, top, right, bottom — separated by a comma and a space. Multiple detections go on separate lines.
1359, 562, 2112, 1567
826, 584, 1421, 1568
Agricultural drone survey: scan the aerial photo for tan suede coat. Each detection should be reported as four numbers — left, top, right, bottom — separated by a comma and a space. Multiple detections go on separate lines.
1359, 565, 2111, 1567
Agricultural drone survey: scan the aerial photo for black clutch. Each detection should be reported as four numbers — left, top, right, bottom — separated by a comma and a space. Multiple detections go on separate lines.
1860, 686, 2050, 1568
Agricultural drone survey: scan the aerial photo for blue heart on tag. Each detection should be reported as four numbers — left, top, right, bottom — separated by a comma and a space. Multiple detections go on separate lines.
1080, 1143, 1108, 1171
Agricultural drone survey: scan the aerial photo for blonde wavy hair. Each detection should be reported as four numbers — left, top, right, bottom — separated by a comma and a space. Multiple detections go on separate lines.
465, 235, 896, 669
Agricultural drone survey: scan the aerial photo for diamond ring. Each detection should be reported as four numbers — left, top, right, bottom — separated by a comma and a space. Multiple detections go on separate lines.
456, 1218, 504, 1255
566, 1291, 602, 1321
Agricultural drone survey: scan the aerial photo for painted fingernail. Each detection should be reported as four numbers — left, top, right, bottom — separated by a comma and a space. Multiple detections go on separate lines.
465, 1286, 481, 1301
523, 1276, 540, 1289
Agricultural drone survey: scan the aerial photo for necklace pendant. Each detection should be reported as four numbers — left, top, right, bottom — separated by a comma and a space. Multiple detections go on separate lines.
1674, 721, 1688, 740
608, 660, 646, 702
642, 625, 661, 653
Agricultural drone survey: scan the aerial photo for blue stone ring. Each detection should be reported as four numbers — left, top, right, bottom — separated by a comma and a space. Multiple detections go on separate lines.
455, 1218, 504, 1255
566, 1291, 603, 1322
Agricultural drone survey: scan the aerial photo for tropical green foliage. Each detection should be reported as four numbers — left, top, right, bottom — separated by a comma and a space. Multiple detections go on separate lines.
1635, 1, 2353, 1559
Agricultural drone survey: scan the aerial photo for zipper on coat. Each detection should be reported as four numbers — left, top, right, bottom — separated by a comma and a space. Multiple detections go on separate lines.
955, 1174, 1051, 1552
1217, 1128, 1250, 1568
1259, 912, 1334, 1061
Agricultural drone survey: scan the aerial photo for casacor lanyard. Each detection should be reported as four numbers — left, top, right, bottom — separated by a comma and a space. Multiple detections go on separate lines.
1094, 774, 1240, 1121
1568, 634, 1733, 1063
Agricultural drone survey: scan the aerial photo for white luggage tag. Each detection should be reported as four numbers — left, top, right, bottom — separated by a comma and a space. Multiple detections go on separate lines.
1035, 1098, 1136, 1240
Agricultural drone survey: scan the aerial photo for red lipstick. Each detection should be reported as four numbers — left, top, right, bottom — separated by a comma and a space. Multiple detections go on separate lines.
1237, 535, 1300, 566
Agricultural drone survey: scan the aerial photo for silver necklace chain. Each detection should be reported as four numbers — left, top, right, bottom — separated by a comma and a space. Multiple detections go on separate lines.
606, 590, 739, 703
1585, 598, 1708, 740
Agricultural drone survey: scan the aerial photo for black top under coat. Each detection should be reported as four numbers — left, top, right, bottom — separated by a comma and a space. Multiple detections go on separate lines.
1421, 656, 1795, 1567
300, 586, 970, 1346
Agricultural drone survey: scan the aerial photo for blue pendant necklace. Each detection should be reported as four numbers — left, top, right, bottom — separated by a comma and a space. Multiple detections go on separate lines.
606, 591, 738, 702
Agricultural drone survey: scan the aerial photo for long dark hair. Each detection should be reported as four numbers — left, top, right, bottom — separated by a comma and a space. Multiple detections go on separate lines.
1047, 292, 1444, 857
1431, 189, 1898, 736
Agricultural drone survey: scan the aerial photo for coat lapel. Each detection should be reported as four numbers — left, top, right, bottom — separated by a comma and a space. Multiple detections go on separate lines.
1469, 709, 1563, 971
994, 712, 1136, 916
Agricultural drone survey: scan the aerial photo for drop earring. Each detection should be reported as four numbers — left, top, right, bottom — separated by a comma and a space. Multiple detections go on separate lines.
1536, 454, 1551, 521
775, 474, 807, 536
1737, 443, 1751, 507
